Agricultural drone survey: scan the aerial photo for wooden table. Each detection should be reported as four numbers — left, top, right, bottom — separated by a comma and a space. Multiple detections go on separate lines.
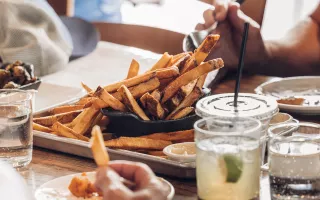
21, 71, 319, 199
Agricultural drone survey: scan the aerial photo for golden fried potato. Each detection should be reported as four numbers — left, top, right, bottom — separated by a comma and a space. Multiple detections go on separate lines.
112, 77, 160, 101
126, 59, 140, 79
32, 122, 52, 133
33, 110, 82, 126
104, 137, 171, 150
170, 107, 194, 120
90, 126, 109, 167
75, 97, 96, 105
141, 129, 194, 142
118, 85, 150, 121
81, 82, 93, 93
72, 107, 100, 135
150, 89, 161, 102
52, 122, 90, 141
154, 66, 179, 80
104, 71, 156, 93
51, 105, 84, 115
94, 86, 126, 111
162, 58, 224, 103
150, 52, 172, 71
144, 93, 165, 119
181, 34, 220, 73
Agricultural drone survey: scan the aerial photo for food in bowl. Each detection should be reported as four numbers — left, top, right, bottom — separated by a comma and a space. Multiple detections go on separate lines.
163, 142, 196, 162
0, 61, 37, 89
277, 97, 305, 105
269, 112, 294, 126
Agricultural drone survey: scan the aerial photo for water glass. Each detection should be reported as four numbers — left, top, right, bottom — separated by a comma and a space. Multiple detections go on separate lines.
194, 117, 262, 200
268, 122, 320, 199
0, 90, 33, 168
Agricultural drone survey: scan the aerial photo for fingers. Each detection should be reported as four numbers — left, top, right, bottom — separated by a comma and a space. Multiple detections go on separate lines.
95, 167, 134, 199
214, 0, 229, 21
203, 8, 215, 29
195, 23, 206, 31
227, 2, 260, 33
108, 160, 156, 188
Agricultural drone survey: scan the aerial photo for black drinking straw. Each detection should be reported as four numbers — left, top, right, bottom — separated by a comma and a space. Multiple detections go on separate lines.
234, 22, 249, 108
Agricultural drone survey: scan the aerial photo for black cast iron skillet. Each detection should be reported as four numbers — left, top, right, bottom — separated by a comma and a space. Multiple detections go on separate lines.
101, 88, 210, 137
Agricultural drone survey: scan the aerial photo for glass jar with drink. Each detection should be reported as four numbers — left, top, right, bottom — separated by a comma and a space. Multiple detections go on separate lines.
0, 89, 33, 168
195, 116, 262, 200
268, 122, 320, 199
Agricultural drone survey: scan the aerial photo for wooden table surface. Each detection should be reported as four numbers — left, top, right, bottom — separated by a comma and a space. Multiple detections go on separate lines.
21, 73, 319, 199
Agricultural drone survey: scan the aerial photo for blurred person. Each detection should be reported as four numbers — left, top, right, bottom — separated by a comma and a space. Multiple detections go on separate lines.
0, 0, 73, 76
0, 161, 33, 200
95, 160, 168, 200
197, 1, 320, 79
74, 0, 123, 22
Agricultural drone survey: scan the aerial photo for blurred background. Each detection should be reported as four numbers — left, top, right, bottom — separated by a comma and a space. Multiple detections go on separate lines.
64, 0, 320, 40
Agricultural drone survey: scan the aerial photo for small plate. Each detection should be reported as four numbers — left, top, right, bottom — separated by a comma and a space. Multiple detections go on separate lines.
255, 76, 320, 115
35, 172, 175, 200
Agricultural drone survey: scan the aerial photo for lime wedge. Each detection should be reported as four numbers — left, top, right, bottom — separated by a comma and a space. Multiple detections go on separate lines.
223, 154, 243, 183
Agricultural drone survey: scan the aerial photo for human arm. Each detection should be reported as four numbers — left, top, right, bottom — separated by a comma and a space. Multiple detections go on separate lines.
198, 1, 320, 77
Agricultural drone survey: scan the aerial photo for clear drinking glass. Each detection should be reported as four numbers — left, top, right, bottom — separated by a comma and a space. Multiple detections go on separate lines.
0, 90, 33, 168
268, 122, 320, 199
195, 117, 262, 200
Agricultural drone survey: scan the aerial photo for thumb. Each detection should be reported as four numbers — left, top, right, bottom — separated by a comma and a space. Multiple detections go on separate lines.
227, 2, 260, 33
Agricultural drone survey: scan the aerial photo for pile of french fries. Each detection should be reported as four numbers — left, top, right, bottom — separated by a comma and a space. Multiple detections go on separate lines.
33, 34, 223, 158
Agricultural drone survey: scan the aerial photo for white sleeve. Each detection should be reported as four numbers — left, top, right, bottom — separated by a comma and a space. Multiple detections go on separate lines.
0, 0, 73, 76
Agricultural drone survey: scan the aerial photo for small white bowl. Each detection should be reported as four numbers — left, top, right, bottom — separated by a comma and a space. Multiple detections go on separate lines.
163, 142, 196, 162
269, 112, 298, 126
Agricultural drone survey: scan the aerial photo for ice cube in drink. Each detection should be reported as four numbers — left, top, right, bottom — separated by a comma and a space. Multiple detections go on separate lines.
269, 139, 320, 199
196, 136, 261, 200
0, 105, 32, 168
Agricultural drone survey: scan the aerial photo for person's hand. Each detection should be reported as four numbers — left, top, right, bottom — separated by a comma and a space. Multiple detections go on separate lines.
196, 2, 270, 75
95, 161, 168, 200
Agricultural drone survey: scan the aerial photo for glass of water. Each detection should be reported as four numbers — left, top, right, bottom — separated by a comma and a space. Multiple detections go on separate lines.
194, 117, 262, 200
268, 122, 320, 199
0, 90, 33, 168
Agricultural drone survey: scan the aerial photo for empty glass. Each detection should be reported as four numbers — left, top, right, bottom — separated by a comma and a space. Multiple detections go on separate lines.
0, 90, 33, 168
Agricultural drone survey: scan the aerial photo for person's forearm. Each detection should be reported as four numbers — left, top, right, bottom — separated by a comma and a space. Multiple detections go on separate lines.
249, 17, 320, 77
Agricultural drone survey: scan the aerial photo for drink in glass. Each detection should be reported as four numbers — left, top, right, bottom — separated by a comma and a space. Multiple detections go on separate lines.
0, 90, 33, 168
196, 93, 278, 164
268, 122, 320, 199
195, 117, 262, 200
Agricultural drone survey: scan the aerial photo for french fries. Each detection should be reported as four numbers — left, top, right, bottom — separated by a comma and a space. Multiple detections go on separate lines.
104, 137, 171, 150
112, 77, 160, 101
141, 129, 194, 142
150, 89, 161, 102
52, 122, 90, 142
170, 106, 194, 120
50, 105, 84, 115
81, 82, 93, 93
33, 34, 222, 161
90, 126, 109, 166
181, 34, 220, 74
126, 59, 140, 79
33, 110, 82, 126
104, 72, 156, 93
144, 93, 165, 119
150, 52, 172, 71
166, 77, 204, 120
72, 107, 100, 135
94, 86, 126, 111
118, 85, 150, 120
33, 122, 52, 133
162, 58, 224, 103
